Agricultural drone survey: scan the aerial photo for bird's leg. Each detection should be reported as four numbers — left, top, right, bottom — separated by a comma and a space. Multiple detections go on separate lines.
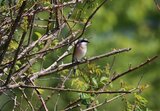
82, 57, 87, 61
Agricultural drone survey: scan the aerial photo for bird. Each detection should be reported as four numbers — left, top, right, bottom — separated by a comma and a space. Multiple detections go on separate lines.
72, 38, 89, 74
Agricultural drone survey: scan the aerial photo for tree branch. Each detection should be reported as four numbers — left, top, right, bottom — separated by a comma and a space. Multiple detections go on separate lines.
0, 1, 26, 64
19, 84, 131, 94
154, 0, 160, 11
82, 88, 137, 111
108, 55, 158, 85
30, 48, 132, 80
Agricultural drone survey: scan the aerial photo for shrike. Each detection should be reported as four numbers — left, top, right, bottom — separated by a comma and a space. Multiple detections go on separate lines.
72, 38, 89, 74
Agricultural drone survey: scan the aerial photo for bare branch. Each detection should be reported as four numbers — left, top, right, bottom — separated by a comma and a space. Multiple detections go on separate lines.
77, 0, 109, 39
19, 84, 131, 94
108, 55, 158, 85
82, 88, 137, 111
30, 48, 132, 80
30, 80, 48, 111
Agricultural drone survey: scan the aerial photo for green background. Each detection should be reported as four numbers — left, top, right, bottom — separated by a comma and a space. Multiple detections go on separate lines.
87, 0, 160, 110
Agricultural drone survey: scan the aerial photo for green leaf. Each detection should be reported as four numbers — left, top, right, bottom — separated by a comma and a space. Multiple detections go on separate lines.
134, 93, 148, 107
92, 78, 98, 88
52, 39, 59, 46
16, 60, 21, 65
15, 65, 20, 70
9, 40, 18, 50
100, 77, 109, 84
95, 68, 102, 75
104, 64, 110, 75
80, 93, 92, 105
71, 78, 87, 90
20, 16, 28, 31
35, 32, 42, 38
126, 101, 132, 111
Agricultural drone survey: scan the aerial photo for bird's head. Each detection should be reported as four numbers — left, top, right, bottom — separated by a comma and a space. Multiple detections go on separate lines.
77, 38, 89, 44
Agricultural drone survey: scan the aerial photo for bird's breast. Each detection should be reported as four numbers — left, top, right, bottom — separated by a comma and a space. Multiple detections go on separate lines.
74, 45, 87, 60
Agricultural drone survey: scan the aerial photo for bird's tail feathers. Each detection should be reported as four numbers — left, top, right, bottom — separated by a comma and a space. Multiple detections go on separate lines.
73, 66, 77, 75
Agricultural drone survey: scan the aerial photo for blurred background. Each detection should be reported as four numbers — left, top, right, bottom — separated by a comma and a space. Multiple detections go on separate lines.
86, 0, 160, 110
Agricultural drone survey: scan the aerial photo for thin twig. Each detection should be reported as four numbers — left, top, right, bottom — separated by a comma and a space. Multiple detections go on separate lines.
21, 89, 35, 111
19, 84, 131, 94
108, 55, 158, 85
30, 80, 48, 111
64, 99, 82, 110
82, 88, 137, 111
77, 0, 109, 39
27, 12, 36, 46
64, 103, 80, 111
132, 73, 145, 111
154, 0, 160, 11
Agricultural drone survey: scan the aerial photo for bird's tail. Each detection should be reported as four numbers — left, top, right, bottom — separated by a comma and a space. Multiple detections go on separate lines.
73, 66, 77, 75
72, 57, 77, 75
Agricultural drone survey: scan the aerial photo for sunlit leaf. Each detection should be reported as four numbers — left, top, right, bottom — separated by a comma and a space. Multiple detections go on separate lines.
92, 78, 98, 88
35, 32, 42, 38
9, 40, 18, 50
20, 16, 28, 31
134, 93, 148, 107
71, 78, 87, 90
100, 77, 109, 84
15, 65, 20, 70
37, 89, 44, 94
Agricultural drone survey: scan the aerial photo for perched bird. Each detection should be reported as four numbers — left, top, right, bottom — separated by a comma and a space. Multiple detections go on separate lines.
72, 38, 89, 74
